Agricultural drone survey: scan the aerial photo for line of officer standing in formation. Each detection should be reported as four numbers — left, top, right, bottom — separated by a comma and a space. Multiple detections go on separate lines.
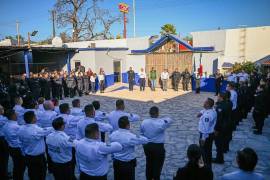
0, 94, 174, 180
0, 68, 107, 108
199, 69, 270, 170
127, 67, 192, 92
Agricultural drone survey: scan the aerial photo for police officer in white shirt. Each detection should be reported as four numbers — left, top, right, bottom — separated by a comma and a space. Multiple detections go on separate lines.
197, 98, 217, 169
76, 123, 122, 179
138, 68, 147, 91
77, 104, 112, 141
0, 105, 9, 179
226, 82, 238, 131
108, 99, 140, 131
70, 99, 84, 116
37, 100, 57, 128
18, 111, 53, 180
227, 72, 237, 83
46, 117, 75, 180
13, 97, 25, 125
161, 69, 169, 91
3, 109, 25, 180
110, 116, 148, 180
141, 106, 172, 180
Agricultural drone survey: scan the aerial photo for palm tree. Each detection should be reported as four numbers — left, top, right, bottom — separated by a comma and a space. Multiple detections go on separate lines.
160, 24, 177, 35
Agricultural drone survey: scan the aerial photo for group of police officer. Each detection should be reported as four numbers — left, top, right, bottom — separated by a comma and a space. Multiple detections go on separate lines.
198, 69, 270, 169
0, 95, 173, 180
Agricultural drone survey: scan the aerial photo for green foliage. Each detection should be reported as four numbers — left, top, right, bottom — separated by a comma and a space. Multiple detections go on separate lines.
160, 24, 177, 35
232, 61, 256, 73
116, 34, 122, 39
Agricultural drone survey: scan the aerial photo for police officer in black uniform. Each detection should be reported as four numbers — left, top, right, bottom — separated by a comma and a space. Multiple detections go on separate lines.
127, 67, 135, 91
214, 69, 224, 96
223, 91, 233, 153
28, 74, 41, 100
171, 68, 181, 91
83, 72, 90, 95
213, 93, 229, 164
66, 73, 76, 98
181, 69, 191, 91
62, 74, 69, 98
39, 73, 51, 100
53, 74, 63, 100
253, 84, 266, 135
76, 72, 84, 97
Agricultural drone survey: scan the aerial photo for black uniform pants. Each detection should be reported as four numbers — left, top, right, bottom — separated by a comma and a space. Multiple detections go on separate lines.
224, 125, 232, 152
99, 80, 105, 93
52, 161, 74, 180
32, 89, 41, 101
113, 159, 136, 180
80, 172, 107, 180
9, 147, 25, 180
25, 154, 47, 180
0, 137, 9, 180
68, 88, 75, 98
173, 81, 179, 91
128, 80, 134, 91
214, 133, 224, 162
199, 133, 214, 169
57, 85, 63, 99
232, 109, 238, 130
143, 143, 165, 180
182, 82, 189, 91
44, 88, 51, 100
215, 82, 221, 95
139, 78, 146, 91
253, 111, 265, 133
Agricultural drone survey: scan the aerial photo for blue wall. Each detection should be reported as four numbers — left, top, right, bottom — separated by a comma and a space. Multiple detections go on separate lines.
122, 72, 140, 85
191, 77, 228, 92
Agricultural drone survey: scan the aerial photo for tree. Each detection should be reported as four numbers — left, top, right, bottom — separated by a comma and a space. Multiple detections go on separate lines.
232, 61, 255, 73
60, 32, 71, 43
160, 24, 177, 35
54, 0, 120, 41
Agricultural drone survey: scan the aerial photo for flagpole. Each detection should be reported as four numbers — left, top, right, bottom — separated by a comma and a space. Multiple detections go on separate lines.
133, 0, 136, 38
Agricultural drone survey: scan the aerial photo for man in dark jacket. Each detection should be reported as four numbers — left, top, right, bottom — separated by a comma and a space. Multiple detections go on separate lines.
214, 69, 224, 96
171, 68, 182, 91
39, 73, 51, 100
54, 74, 63, 100
28, 74, 41, 100
76, 72, 84, 97
127, 67, 135, 91
181, 69, 191, 91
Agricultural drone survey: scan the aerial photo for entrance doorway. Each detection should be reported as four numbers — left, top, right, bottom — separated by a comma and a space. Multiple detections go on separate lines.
113, 61, 121, 82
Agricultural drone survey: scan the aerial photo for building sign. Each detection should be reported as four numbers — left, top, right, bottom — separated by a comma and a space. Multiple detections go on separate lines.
118, 3, 129, 13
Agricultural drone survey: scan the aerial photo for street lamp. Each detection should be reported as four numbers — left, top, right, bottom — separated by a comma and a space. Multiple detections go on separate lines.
28, 30, 38, 48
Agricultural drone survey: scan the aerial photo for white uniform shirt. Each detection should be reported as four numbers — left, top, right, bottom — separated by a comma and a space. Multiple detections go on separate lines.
161, 72, 169, 80
54, 106, 60, 115
230, 90, 238, 110
107, 110, 140, 131
38, 104, 45, 112
13, 105, 25, 125
0, 115, 8, 137
90, 76, 96, 83
109, 128, 148, 161
75, 138, 122, 176
98, 74, 105, 81
70, 107, 84, 116
198, 109, 217, 140
140, 117, 172, 143
18, 124, 53, 156
57, 114, 82, 140
227, 74, 237, 83
37, 110, 57, 128
46, 131, 74, 163
95, 110, 108, 121
76, 117, 113, 140
3, 120, 21, 148
138, 71, 146, 79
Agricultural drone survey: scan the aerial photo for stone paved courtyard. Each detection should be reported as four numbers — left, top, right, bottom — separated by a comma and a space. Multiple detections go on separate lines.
12, 88, 270, 180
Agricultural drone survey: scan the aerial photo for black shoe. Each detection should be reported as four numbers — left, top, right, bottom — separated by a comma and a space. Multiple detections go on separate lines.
252, 126, 257, 129
212, 158, 224, 164
253, 130, 262, 135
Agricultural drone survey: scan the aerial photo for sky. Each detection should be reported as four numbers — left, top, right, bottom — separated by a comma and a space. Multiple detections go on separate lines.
0, 0, 270, 41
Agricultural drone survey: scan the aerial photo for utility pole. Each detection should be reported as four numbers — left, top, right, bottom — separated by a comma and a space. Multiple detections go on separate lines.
133, 0, 136, 38
51, 10, 56, 38
16, 21, 20, 46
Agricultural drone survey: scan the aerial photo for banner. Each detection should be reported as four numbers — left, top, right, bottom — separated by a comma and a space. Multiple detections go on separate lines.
118, 3, 129, 13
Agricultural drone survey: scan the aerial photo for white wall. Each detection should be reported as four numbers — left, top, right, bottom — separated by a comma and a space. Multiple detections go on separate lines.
125, 55, 146, 73
70, 51, 95, 71
94, 50, 127, 75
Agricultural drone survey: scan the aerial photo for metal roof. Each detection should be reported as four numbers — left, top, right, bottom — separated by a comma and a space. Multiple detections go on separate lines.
222, 62, 234, 68
131, 34, 214, 54
255, 54, 270, 66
